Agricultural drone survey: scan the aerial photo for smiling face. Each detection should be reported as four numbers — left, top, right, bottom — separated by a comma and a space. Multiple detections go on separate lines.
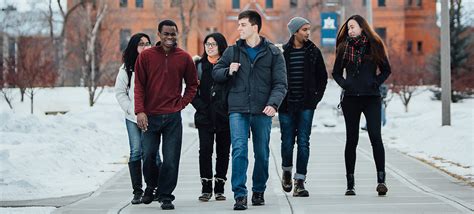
347, 19, 362, 37
204, 37, 219, 57
158, 25, 178, 50
137, 37, 151, 54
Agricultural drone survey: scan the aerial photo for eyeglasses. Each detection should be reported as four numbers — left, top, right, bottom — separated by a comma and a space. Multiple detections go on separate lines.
138, 42, 151, 47
205, 42, 217, 48
161, 32, 177, 37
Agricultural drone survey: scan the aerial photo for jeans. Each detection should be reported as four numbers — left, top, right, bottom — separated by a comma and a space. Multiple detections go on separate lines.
125, 119, 142, 162
278, 109, 315, 180
142, 111, 182, 202
229, 113, 272, 199
341, 96, 385, 175
198, 128, 231, 180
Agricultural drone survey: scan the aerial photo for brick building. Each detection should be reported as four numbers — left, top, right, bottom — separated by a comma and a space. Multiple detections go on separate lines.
66, 0, 439, 85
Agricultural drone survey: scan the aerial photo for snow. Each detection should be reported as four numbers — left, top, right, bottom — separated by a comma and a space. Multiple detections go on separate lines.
0, 81, 472, 205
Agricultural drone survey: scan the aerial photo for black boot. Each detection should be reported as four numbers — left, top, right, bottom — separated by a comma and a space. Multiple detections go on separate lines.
281, 170, 292, 192
198, 178, 213, 201
293, 179, 309, 197
376, 171, 388, 196
345, 174, 356, 196
214, 177, 226, 200
128, 161, 143, 204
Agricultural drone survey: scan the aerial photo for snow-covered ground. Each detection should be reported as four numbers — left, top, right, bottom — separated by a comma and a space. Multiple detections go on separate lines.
0, 81, 472, 204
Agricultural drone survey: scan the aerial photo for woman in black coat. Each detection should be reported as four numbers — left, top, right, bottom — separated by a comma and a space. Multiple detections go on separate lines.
332, 15, 391, 196
191, 32, 230, 201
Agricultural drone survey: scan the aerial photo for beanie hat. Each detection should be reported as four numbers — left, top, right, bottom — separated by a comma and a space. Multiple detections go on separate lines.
287, 17, 310, 36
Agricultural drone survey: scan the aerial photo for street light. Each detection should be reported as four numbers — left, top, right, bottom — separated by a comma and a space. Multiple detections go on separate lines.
440, 0, 451, 126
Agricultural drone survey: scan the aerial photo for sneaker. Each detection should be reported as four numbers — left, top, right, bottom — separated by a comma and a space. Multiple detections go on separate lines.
281, 171, 292, 192
215, 193, 226, 201
376, 183, 388, 196
251, 192, 265, 206
131, 192, 142, 204
141, 188, 155, 204
160, 199, 175, 210
293, 179, 309, 197
233, 196, 247, 210
198, 192, 212, 202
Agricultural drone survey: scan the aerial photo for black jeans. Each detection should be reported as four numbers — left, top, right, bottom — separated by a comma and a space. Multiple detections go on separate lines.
341, 96, 385, 175
142, 112, 182, 202
198, 128, 231, 180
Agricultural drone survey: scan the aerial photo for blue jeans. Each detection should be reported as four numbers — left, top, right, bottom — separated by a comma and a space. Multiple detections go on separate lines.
125, 119, 142, 162
279, 109, 315, 180
142, 112, 182, 202
229, 113, 272, 199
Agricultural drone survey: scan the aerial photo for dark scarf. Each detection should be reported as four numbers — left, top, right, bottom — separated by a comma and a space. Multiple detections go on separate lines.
343, 35, 368, 68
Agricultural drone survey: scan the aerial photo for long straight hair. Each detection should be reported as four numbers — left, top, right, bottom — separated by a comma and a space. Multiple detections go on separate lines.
201, 32, 228, 59
122, 33, 151, 87
336, 15, 388, 65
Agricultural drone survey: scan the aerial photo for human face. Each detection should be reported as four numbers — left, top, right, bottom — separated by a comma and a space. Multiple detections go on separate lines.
347, 19, 362, 37
137, 37, 151, 54
237, 18, 258, 40
294, 24, 311, 43
204, 37, 219, 57
158, 25, 178, 49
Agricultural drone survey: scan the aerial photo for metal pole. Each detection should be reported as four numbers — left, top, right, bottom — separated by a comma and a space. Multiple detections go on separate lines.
366, 0, 373, 25
441, 0, 451, 126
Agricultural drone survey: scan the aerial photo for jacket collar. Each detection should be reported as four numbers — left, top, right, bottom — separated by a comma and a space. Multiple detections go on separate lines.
283, 38, 315, 52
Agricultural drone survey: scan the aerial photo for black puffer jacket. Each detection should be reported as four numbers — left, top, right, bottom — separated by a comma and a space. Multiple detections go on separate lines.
332, 44, 391, 96
212, 37, 288, 114
191, 57, 229, 131
279, 40, 328, 113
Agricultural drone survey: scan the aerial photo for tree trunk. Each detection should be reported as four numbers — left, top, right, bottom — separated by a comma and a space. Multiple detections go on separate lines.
30, 92, 34, 114
20, 88, 25, 102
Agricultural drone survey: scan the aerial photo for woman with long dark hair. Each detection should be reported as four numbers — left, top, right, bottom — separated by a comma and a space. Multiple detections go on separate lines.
191, 32, 230, 202
332, 15, 391, 196
115, 33, 151, 204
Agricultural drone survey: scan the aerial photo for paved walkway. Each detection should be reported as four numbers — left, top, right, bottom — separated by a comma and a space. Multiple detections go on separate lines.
50, 131, 473, 214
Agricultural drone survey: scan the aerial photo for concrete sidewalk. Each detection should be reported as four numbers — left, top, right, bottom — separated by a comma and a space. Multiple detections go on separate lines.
52, 131, 473, 214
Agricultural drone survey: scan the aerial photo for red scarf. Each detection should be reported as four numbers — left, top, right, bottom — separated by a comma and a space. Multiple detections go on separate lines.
343, 35, 368, 68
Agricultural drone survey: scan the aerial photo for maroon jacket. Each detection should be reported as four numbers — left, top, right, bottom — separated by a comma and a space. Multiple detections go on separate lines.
134, 45, 198, 115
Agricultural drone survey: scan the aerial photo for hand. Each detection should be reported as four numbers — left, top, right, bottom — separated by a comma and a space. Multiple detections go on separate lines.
229, 63, 241, 75
262, 106, 276, 117
136, 112, 148, 132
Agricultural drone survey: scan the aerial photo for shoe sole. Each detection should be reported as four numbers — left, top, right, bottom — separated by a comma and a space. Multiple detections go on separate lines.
345, 190, 356, 196
252, 202, 265, 206
233, 206, 248, 210
293, 192, 309, 197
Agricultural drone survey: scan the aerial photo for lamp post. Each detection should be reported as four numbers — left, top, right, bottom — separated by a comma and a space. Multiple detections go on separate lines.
441, 0, 451, 126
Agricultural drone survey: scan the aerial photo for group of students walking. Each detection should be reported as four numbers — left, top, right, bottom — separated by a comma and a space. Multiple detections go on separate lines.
114, 10, 391, 211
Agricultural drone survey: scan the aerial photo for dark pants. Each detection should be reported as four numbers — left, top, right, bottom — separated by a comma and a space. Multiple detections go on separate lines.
198, 128, 231, 180
341, 96, 385, 175
142, 111, 182, 202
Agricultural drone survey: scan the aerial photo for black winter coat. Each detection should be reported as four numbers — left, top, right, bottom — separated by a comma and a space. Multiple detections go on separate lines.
332, 44, 391, 97
279, 40, 328, 113
191, 57, 229, 131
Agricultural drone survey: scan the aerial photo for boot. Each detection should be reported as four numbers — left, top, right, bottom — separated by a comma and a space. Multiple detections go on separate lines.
293, 179, 309, 197
214, 177, 226, 200
345, 174, 356, 196
281, 170, 292, 192
128, 161, 143, 204
198, 178, 213, 201
376, 171, 388, 196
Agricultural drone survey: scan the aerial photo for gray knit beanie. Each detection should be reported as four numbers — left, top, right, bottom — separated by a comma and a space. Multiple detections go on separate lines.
287, 17, 310, 36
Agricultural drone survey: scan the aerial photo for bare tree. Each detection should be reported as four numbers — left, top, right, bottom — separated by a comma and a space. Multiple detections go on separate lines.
177, 0, 197, 51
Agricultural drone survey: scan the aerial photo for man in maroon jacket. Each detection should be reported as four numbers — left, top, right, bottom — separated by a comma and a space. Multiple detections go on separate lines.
134, 19, 198, 210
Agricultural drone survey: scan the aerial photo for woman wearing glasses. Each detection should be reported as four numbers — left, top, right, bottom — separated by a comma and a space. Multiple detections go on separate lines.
115, 33, 151, 204
191, 33, 230, 202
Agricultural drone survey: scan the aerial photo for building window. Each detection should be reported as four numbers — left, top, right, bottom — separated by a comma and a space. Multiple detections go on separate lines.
290, 0, 297, 8
171, 0, 180, 7
8, 37, 15, 58
407, 41, 413, 53
120, 0, 127, 7
208, 0, 216, 9
375, 27, 387, 42
417, 41, 423, 53
378, 0, 385, 7
416, 0, 422, 7
154, 0, 162, 8
266, 0, 273, 9
232, 0, 240, 9
136, 0, 143, 8
363, 0, 366, 6
407, 0, 413, 6
143, 29, 156, 45
120, 29, 131, 51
